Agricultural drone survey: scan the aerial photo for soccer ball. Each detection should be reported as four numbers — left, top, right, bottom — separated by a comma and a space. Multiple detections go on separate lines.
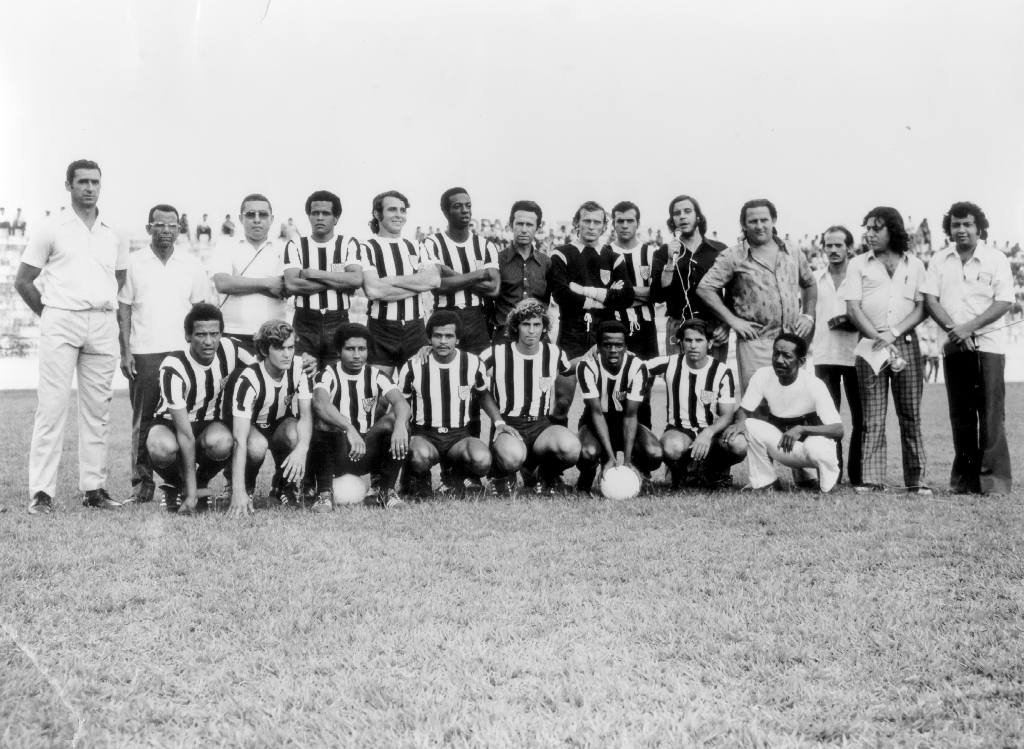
333, 474, 367, 505
600, 466, 641, 500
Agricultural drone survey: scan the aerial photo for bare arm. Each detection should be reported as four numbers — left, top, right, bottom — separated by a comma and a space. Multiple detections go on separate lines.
584, 399, 619, 470
228, 415, 254, 516
169, 407, 199, 511
697, 286, 761, 340
385, 263, 442, 293
278, 398, 313, 485
283, 267, 330, 296
14, 263, 43, 316
721, 406, 748, 443
621, 401, 640, 468
298, 264, 364, 291
213, 272, 285, 299
475, 389, 520, 439
117, 302, 136, 379
383, 388, 411, 460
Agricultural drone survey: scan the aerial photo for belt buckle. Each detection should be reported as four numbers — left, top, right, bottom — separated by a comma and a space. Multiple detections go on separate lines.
437, 427, 448, 434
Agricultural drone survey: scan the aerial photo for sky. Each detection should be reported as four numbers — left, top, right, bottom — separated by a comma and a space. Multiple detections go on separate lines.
1, 0, 1023, 246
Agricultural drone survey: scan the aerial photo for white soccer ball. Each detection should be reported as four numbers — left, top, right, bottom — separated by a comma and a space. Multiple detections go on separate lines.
333, 474, 368, 505
600, 466, 641, 501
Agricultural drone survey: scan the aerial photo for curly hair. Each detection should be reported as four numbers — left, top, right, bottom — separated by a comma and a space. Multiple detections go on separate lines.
254, 320, 295, 361
942, 201, 989, 242
596, 320, 628, 345
305, 190, 342, 218
183, 302, 224, 336
333, 322, 375, 360
426, 310, 462, 340
775, 331, 808, 358
505, 298, 550, 342
862, 206, 910, 254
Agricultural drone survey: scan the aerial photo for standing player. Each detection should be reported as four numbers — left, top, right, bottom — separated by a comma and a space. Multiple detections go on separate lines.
647, 320, 747, 490
361, 191, 441, 377
310, 323, 411, 512
482, 299, 581, 495
423, 187, 500, 355
146, 303, 253, 514
226, 321, 313, 516
575, 321, 663, 493
397, 311, 518, 499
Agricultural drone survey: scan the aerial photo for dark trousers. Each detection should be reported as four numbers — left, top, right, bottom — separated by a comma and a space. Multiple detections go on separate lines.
815, 364, 863, 486
310, 421, 401, 493
943, 351, 1012, 495
130, 352, 171, 493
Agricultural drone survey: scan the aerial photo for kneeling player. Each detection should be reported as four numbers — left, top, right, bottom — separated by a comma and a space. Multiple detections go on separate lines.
481, 299, 581, 495
647, 320, 747, 490
398, 310, 517, 498
147, 303, 253, 513
226, 321, 313, 516
576, 321, 663, 492
310, 323, 411, 512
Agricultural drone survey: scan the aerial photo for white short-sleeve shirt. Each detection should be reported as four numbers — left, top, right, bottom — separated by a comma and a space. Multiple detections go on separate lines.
740, 368, 841, 425
844, 251, 927, 331
811, 268, 857, 367
210, 235, 288, 336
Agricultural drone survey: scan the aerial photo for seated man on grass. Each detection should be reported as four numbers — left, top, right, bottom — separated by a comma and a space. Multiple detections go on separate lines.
722, 332, 844, 492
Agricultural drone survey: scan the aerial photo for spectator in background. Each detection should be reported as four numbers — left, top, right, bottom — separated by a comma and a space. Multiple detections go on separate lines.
118, 204, 210, 504
221, 214, 235, 237
12, 209, 27, 236
178, 213, 189, 241
196, 214, 212, 242
0, 207, 8, 234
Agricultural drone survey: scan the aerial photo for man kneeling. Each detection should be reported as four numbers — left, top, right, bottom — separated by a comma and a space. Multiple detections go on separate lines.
722, 333, 844, 492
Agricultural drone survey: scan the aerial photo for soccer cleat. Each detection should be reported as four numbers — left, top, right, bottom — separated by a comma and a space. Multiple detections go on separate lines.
490, 477, 516, 497
27, 492, 53, 515
460, 477, 486, 500
379, 488, 408, 510
311, 490, 335, 514
84, 488, 122, 509
162, 487, 181, 512
279, 484, 301, 508
301, 484, 318, 509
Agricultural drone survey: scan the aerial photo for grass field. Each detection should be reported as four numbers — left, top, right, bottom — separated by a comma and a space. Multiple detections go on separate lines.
2, 384, 1023, 748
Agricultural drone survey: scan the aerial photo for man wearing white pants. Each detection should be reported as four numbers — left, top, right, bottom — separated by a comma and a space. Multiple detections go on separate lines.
722, 333, 844, 492
14, 159, 129, 514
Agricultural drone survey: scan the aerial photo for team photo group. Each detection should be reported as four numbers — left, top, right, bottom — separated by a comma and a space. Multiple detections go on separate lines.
15, 159, 1014, 516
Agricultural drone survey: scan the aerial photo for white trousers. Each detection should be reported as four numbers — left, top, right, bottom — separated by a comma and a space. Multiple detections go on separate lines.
745, 418, 840, 492
29, 308, 118, 499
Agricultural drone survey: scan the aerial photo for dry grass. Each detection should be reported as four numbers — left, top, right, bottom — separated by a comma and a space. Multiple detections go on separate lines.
2, 385, 1023, 748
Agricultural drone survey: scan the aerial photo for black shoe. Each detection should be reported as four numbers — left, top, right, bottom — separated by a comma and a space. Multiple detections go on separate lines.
28, 491, 53, 515
491, 477, 516, 497
84, 488, 122, 509
279, 484, 301, 508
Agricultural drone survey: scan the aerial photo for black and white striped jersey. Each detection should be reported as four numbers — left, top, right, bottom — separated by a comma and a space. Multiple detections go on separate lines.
647, 355, 736, 431
283, 235, 366, 311
155, 338, 254, 422
232, 359, 312, 427
362, 237, 438, 322
312, 364, 397, 434
397, 350, 489, 429
479, 342, 572, 418
423, 232, 499, 309
577, 351, 649, 414
603, 243, 658, 324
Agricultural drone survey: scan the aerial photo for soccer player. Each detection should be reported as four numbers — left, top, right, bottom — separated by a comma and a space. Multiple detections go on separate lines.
575, 321, 663, 493
423, 187, 500, 355
647, 320, 747, 490
722, 333, 844, 493
146, 303, 253, 514
604, 201, 660, 359
225, 321, 313, 516
491, 200, 551, 345
481, 299, 581, 496
283, 190, 365, 367
397, 311, 517, 499
310, 323, 412, 512
361, 191, 441, 377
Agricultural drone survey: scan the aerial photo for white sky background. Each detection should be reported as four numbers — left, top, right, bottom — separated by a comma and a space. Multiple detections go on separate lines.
1, 0, 1022, 246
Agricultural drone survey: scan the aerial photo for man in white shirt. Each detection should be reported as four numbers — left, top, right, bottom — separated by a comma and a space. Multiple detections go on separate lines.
15, 159, 129, 513
722, 333, 844, 492
924, 202, 1014, 495
845, 206, 930, 495
118, 204, 211, 504
810, 225, 863, 486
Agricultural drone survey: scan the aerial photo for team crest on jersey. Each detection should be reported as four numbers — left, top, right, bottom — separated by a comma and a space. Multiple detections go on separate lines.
284, 393, 294, 409
362, 396, 377, 413
458, 385, 472, 400
640, 265, 651, 281
331, 263, 345, 272
600, 269, 612, 285
614, 390, 627, 401
699, 389, 716, 405
539, 377, 554, 393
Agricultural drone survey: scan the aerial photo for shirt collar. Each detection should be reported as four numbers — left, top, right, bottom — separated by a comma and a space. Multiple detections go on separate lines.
61, 208, 111, 230
504, 243, 541, 263
143, 245, 185, 262
866, 249, 910, 266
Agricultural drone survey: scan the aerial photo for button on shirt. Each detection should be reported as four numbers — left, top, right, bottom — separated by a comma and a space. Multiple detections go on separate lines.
924, 244, 1015, 354
20, 210, 129, 310
118, 246, 212, 354
844, 251, 927, 331
698, 238, 815, 339
494, 244, 551, 325
811, 268, 857, 366
210, 235, 288, 336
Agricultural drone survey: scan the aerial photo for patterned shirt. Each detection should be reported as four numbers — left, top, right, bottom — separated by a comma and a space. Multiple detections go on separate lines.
312, 364, 397, 434
577, 352, 649, 414
647, 355, 736, 431
398, 350, 490, 429
423, 232, 499, 309
283, 235, 365, 312
232, 359, 312, 427
604, 243, 659, 324
480, 341, 572, 418
362, 237, 438, 322
156, 338, 254, 422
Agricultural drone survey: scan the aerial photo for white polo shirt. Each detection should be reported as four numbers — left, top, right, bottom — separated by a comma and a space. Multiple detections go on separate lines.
844, 251, 927, 331
811, 268, 857, 367
210, 235, 288, 336
923, 244, 1015, 354
117, 245, 211, 354
21, 210, 129, 311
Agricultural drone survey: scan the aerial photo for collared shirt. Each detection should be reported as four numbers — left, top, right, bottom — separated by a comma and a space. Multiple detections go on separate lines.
698, 237, 815, 339
118, 246, 211, 354
21, 210, 129, 311
210, 235, 289, 336
494, 243, 551, 326
811, 267, 857, 367
844, 250, 927, 331
650, 237, 728, 321
924, 243, 1015, 354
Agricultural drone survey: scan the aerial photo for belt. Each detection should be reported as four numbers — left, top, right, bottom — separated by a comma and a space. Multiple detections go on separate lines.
415, 423, 464, 434
295, 307, 347, 318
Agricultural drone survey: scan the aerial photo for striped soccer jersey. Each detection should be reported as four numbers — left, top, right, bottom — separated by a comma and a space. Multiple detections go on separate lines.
232, 358, 312, 427
362, 237, 438, 321
647, 355, 736, 432
604, 243, 658, 324
283, 235, 365, 311
312, 364, 397, 434
423, 232, 499, 309
397, 349, 489, 429
155, 338, 254, 422
577, 351, 649, 414
479, 341, 572, 418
